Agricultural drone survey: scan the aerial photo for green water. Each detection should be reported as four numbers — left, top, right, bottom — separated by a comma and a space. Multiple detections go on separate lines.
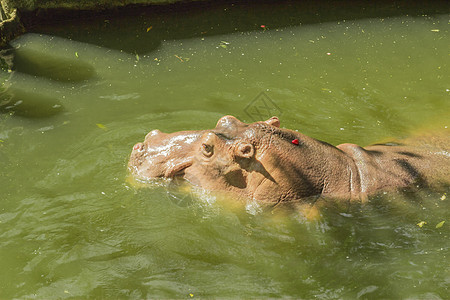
1, 2, 449, 299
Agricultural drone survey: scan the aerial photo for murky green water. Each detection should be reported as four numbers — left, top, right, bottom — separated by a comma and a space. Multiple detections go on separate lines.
1, 2, 449, 299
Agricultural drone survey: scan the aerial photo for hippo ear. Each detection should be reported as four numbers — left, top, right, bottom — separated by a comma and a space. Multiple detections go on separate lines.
265, 116, 280, 127
216, 115, 244, 129
235, 142, 254, 159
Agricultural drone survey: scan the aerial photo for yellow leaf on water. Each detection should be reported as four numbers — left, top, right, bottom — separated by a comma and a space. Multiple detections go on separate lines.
189, 293, 194, 297
75, 52, 79, 58
219, 41, 230, 49
440, 194, 446, 201
96, 123, 107, 130
431, 29, 440, 32
147, 26, 153, 32
436, 221, 445, 228
417, 221, 427, 228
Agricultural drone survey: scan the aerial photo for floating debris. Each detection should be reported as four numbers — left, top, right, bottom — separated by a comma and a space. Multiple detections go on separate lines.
219, 41, 230, 49
436, 221, 445, 228
96, 123, 107, 130
174, 55, 184, 62
417, 221, 427, 228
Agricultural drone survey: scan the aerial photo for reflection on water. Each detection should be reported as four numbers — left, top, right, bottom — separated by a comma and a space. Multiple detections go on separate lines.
0, 2, 449, 299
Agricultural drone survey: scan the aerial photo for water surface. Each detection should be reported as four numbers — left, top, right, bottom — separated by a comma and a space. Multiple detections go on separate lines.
0, 2, 449, 299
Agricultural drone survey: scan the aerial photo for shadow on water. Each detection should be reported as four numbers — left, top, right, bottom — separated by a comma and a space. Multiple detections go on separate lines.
0, 87, 64, 117
21, 0, 450, 55
11, 47, 96, 82
0, 45, 96, 117
1, 47, 66, 118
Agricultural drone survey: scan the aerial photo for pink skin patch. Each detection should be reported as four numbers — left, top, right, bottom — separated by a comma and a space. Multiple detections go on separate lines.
292, 139, 299, 145
133, 144, 141, 150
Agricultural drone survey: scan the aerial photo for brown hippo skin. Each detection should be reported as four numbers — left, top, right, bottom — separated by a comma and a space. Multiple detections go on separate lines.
128, 116, 450, 205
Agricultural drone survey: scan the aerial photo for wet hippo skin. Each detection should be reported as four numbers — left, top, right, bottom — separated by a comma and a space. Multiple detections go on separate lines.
129, 116, 450, 205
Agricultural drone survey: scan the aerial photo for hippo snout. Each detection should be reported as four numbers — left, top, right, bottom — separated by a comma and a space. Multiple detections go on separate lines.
128, 129, 204, 180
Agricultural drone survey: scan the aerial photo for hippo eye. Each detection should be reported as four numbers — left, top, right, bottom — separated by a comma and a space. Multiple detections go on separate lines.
202, 143, 214, 157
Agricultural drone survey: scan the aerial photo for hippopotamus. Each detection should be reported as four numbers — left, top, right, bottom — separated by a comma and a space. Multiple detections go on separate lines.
128, 115, 449, 205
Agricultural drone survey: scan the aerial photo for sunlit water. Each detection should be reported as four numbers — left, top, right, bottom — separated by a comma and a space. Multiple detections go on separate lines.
0, 2, 449, 299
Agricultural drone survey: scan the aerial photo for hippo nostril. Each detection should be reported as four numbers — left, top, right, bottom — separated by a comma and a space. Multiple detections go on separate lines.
133, 143, 144, 151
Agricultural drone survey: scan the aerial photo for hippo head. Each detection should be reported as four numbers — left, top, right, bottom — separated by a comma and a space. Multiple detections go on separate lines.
128, 115, 341, 204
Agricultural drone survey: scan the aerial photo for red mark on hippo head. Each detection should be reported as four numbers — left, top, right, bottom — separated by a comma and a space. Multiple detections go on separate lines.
292, 139, 299, 145
133, 144, 141, 150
